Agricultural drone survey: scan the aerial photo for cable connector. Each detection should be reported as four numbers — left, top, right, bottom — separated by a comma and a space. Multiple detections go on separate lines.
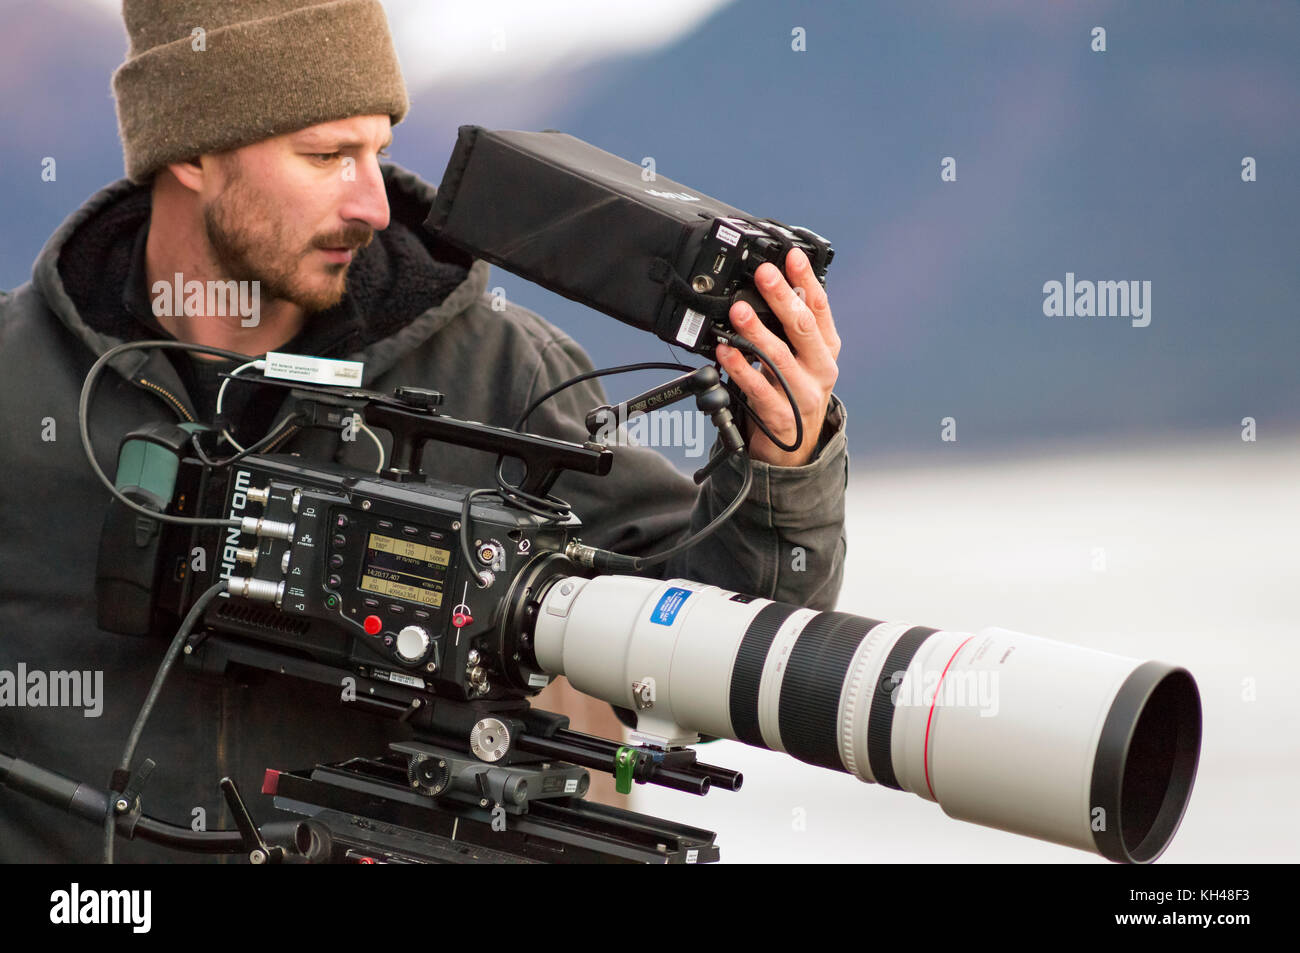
564, 540, 638, 574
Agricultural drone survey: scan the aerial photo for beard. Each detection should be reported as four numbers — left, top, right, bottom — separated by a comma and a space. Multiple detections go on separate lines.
202, 165, 374, 314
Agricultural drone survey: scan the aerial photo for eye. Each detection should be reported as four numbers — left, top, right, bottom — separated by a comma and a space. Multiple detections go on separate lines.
311, 152, 340, 163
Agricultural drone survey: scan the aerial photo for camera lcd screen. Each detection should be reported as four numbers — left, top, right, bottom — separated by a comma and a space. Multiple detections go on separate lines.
359, 533, 450, 608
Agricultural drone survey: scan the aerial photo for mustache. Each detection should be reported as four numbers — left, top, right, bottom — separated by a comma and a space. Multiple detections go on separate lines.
312, 226, 375, 251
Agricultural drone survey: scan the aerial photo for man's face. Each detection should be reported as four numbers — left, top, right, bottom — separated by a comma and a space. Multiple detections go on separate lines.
199, 115, 393, 313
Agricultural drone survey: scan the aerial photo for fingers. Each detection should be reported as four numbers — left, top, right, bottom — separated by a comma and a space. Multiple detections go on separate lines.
715, 341, 778, 408
728, 299, 801, 378
749, 263, 830, 375
716, 340, 808, 457
784, 247, 841, 360
746, 252, 837, 378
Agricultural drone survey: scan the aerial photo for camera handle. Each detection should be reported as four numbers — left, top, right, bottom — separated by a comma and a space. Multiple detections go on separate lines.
211, 375, 613, 497
363, 392, 613, 495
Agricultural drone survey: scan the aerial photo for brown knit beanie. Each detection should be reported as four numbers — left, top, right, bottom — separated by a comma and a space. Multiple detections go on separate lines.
112, 0, 410, 184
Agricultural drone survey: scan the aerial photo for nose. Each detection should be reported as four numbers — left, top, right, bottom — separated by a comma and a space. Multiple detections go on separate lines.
338, 156, 391, 233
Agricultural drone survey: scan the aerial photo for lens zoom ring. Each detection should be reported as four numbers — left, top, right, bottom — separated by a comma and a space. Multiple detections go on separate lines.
866, 626, 938, 790
729, 602, 799, 748
778, 612, 885, 772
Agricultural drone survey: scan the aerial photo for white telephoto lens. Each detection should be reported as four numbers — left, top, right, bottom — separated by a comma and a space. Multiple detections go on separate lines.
533, 575, 1201, 863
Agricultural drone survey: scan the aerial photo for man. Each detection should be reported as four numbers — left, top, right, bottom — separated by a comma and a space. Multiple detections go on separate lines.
0, 0, 847, 861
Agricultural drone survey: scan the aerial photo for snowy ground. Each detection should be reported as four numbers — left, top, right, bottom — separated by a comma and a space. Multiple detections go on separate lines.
630, 434, 1300, 863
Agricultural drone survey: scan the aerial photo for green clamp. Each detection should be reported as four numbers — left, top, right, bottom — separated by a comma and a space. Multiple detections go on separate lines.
614, 745, 639, 795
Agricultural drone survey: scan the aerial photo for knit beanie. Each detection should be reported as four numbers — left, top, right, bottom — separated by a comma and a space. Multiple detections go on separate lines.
112, 0, 410, 184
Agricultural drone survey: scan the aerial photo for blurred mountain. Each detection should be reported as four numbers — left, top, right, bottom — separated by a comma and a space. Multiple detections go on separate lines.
3, 0, 1297, 461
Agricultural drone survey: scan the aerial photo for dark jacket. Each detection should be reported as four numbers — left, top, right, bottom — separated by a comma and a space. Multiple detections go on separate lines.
0, 164, 847, 861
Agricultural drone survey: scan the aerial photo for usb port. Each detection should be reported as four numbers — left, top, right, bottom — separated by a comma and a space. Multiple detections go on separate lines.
712, 253, 726, 274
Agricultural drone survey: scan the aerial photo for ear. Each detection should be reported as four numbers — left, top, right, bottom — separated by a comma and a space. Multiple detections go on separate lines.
162, 156, 206, 194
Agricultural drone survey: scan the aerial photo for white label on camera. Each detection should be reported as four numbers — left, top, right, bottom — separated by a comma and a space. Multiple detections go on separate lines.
564, 778, 579, 794
686, 848, 699, 864
264, 352, 364, 387
716, 224, 741, 247
676, 309, 706, 348
381, 671, 424, 689
528, 672, 549, 688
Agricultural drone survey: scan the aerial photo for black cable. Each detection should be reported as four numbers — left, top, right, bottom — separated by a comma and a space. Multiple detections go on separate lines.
581, 452, 754, 574
511, 361, 695, 431
190, 413, 304, 468
711, 328, 804, 454
490, 361, 698, 526
104, 580, 227, 864
459, 488, 502, 588
465, 357, 765, 576
79, 340, 259, 529
492, 484, 573, 521
482, 359, 764, 574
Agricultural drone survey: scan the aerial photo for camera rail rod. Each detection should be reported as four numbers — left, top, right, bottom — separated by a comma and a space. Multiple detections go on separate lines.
518, 729, 743, 795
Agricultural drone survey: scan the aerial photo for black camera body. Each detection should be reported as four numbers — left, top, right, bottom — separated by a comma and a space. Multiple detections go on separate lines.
175, 455, 574, 702
95, 384, 615, 708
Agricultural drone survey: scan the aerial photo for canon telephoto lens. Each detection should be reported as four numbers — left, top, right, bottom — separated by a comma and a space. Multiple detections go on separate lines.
532, 575, 1202, 863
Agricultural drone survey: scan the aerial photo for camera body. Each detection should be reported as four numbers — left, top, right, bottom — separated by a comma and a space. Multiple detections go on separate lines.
100, 442, 583, 705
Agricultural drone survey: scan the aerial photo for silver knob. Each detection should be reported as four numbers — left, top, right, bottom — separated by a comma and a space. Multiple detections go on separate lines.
470, 717, 510, 762
395, 625, 431, 664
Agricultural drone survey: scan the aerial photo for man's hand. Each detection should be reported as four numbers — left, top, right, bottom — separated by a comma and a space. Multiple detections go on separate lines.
714, 246, 841, 467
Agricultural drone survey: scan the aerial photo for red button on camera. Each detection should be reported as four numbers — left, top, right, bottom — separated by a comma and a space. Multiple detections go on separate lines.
363, 615, 382, 636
